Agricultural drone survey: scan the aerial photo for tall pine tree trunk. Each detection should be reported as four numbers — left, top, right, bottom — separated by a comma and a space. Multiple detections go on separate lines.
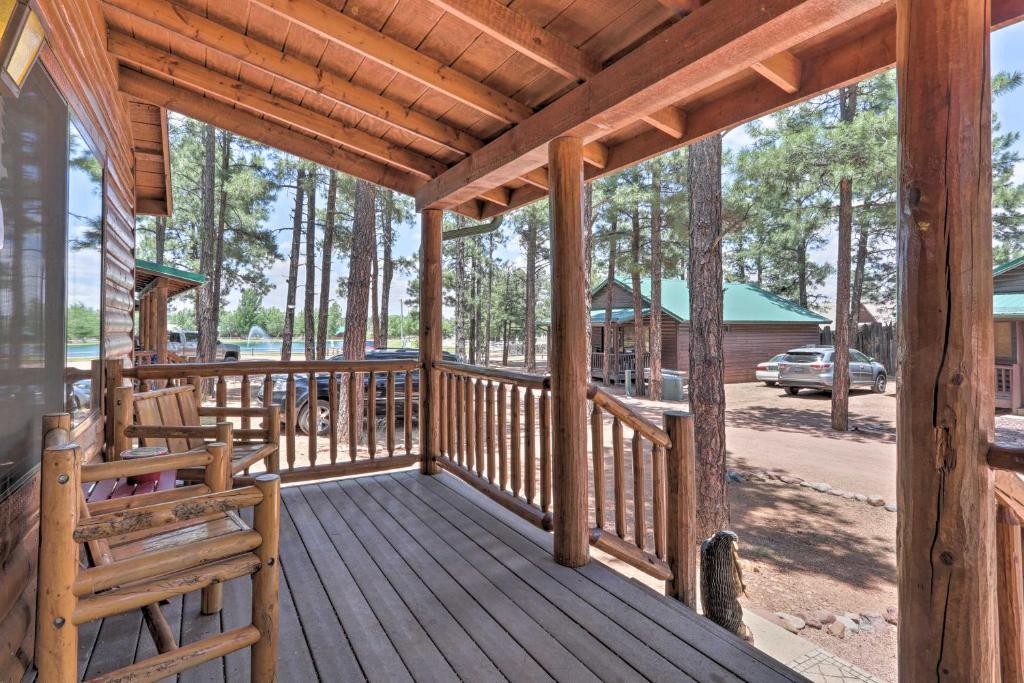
584, 182, 593, 376
797, 237, 809, 307
649, 164, 663, 400
850, 221, 869, 342
604, 217, 617, 385
210, 132, 231, 354
155, 216, 167, 265
317, 171, 337, 359
281, 167, 305, 361
629, 209, 646, 395
371, 219, 381, 349
196, 123, 218, 363
485, 232, 495, 366
831, 85, 858, 431
345, 180, 375, 441
380, 194, 394, 349
454, 216, 468, 359
304, 169, 318, 360
525, 214, 538, 371
688, 133, 728, 538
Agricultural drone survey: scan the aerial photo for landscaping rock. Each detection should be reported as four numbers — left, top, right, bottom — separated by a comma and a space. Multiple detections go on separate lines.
826, 620, 848, 638
885, 607, 899, 625
816, 611, 836, 626
860, 612, 885, 634
836, 614, 860, 635
854, 493, 868, 502
727, 470, 746, 483
812, 482, 832, 493
884, 503, 897, 512
780, 475, 803, 485
800, 481, 813, 488
772, 612, 805, 633
829, 488, 845, 496
867, 495, 886, 507
842, 491, 857, 499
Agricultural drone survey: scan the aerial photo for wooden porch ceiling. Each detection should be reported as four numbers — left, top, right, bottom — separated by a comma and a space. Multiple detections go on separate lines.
103, 0, 1024, 219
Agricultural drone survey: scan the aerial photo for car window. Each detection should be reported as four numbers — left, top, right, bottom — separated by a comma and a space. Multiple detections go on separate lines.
850, 350, 869, 362
185, 332, 199, 342
168, 332, 178, 343
771, 354, 785, 362
783, 352, 823, 363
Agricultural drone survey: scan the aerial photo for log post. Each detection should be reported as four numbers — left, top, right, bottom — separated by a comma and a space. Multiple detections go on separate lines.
896, 0, 996, 679
548, 135, 589, 567
36, 443, 81, 682
112, 385, 134, 459
419, 208, 443, 474
998, 504, 1024, 683
105, 359, 124, 453
201, 441, 231, 614
154, 280, 169, 365
664, 410, 696, 607
251, 473, 281, 682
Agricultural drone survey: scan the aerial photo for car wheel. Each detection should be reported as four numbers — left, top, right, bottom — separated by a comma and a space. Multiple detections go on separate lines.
224, 353, 239, 361
765, 381, 776, 387
786, 386, 800, 396
872, 373, 887, 394
297, 399, 331, 436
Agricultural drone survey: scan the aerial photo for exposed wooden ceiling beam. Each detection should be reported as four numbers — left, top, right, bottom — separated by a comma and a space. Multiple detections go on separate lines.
109, 33, 447, 180
642, 107, 686, 139
421, 0, 601, 81
751, 50, 803, 93
654, 0, 708, 12
248, 0, 534, 125
102, 0, 483, 156
119, 68, 424, 196
583, 142, 608, 169
416, 0, 886, 211
475, 0, 1024, 219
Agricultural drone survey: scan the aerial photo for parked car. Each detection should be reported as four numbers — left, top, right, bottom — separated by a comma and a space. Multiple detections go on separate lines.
777, 346, 887, 395
167, 330, 241, 360
258, 348, 460, 435
754, 353, 786, 386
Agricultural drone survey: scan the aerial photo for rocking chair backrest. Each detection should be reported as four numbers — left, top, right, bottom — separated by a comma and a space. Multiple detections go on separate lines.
133, 384, 205, 451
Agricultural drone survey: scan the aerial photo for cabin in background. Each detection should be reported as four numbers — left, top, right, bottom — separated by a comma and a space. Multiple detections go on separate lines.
591, 278, 828, 384
993, 256, 1024, 411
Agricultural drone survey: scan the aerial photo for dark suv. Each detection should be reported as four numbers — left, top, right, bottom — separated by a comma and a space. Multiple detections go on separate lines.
257, 348, 459, 435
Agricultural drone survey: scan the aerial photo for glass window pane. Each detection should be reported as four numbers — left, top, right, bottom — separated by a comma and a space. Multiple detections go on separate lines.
66, 120, 103, 427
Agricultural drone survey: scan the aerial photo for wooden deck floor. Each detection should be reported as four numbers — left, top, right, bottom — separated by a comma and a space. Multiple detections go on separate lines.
63, 470, 804, 682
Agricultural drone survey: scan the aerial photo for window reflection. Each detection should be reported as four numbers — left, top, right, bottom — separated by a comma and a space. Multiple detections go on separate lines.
66, 121, 103, 426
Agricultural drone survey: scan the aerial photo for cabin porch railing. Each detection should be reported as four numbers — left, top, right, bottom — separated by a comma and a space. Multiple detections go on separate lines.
590, 350, 652, 382
117, 358, 419, 482
434, 360, 697, 604
985, 445, 1024, 679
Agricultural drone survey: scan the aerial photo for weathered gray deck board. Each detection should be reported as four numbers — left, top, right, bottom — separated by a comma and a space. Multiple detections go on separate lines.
69, 470, 805, 682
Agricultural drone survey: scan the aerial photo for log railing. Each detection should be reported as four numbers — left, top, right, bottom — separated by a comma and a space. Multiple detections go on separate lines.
433, 361, 553, 529
988, 444, 1024, 681
434, 360, 697, 604
120, 359, 419, 482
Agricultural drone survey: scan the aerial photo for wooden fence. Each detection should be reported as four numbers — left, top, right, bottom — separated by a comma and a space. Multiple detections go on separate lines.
820, 323, 897, 375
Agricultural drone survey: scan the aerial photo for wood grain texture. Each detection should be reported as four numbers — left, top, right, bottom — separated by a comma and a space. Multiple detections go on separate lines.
419, 210, 444, 474
896, 0, 997, 679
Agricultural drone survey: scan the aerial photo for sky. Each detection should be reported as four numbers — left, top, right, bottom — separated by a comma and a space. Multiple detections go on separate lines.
231, 22, 1024, 316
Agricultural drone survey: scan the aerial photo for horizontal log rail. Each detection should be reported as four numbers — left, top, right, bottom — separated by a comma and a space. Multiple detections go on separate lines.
432, 361, 694, 597
988, 443, 1024, 679
113, 358, 421, 482
990, 443, 1024, 473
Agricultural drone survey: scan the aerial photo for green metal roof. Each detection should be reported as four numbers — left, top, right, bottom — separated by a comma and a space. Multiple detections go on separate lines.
594, 277, 830, 324
995, 292, 1024, 318
994, 255, 1024, 277
591, 308, 649, 324
135, 258, 206, 298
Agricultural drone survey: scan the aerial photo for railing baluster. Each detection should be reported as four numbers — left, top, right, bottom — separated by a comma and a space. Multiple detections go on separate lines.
308, 371, 317, 467
405, 369, 413, 453
475, 378, 485, 478
511, 385, 521, 497
262, 373, 274, 435
591, 403, 605, 530
286, 374, 296, 470
465, 377, 476, 473
456, 375, 465, 466
652, 443, 666, 560
216, 375, 227, 421
386, 371, 396, 457
348, 371, 358, 463
367, 370, 377, 459
613, 417, 625, 538
632, 432, 645, 550
329, 371, 339, 464
540, 386, 551, 514
497, 382, 507, 490
486, 380, 496, 484
438, 371, 448, 458
240, 374, 251, 431
525, 387, 536, 506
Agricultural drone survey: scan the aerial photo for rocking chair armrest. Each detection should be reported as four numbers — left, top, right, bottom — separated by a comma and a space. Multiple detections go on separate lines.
81, 447, 217, 483
124, 424, 231, 440
197, 405, 275, 419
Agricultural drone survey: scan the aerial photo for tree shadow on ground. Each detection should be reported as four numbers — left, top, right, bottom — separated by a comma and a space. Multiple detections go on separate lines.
726, 399, 895, 444
727, 479, 896, 592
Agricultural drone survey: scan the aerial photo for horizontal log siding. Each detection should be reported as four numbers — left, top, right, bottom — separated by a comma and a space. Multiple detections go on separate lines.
683, 323, 822, 384
0, 1, 137, 679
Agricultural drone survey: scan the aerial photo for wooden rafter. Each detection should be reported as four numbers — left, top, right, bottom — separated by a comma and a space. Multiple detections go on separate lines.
421, 0, 601, 81
248, 0, 534, 125
416, 0, 886, 211
751, 51, 803, 93
119, 68, 425, 196
101, 0, 483, 156
109, 33, 447, 179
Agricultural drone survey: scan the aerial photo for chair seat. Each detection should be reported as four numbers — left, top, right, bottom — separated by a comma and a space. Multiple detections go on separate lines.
109, 511, 248, 563
232, 441, 277, 473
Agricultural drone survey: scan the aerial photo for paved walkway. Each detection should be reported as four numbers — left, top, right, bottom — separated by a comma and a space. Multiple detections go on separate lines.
788, 649, 886, 683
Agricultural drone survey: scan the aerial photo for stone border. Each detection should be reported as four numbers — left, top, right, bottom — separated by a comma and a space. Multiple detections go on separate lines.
727, 469, 897, 513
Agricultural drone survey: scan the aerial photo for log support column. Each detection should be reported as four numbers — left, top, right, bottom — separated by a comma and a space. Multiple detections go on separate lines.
896, 0, 996, 679
548, 136, 589, 567
420, 208, 443, 475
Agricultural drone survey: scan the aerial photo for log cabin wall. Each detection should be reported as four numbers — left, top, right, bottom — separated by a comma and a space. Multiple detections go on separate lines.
0, 1, 136, 679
